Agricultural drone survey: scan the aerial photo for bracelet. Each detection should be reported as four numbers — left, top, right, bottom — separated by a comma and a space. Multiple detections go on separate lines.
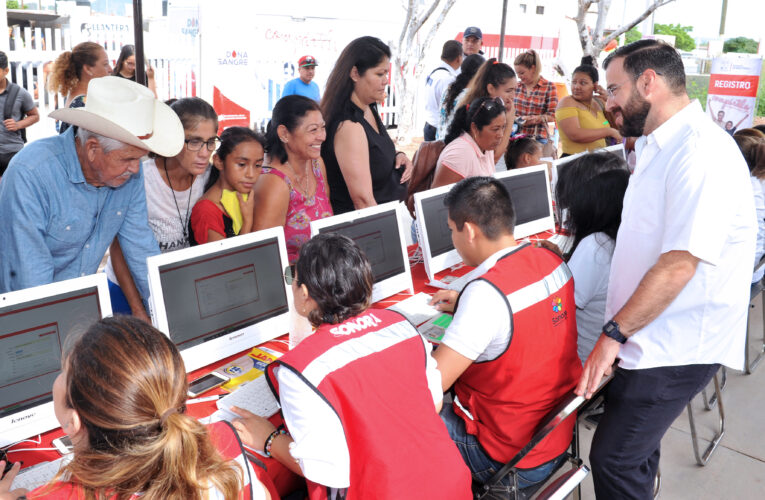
395, 151, 406, 157
263, 427, 288, 457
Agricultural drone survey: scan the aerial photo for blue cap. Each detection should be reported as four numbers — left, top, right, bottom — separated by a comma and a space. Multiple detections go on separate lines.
464, 27, 482, 40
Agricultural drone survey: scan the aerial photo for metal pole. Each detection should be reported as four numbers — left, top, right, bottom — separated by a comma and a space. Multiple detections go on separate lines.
498, 0, 508, 62
719, 0, 728, 36
132, 0, 146, 87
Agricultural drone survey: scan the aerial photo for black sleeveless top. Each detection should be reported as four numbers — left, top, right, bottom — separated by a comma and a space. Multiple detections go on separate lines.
322, 100, 405, 214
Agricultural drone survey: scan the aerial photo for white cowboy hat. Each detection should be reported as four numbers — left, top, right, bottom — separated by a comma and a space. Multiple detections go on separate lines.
50, 76, 184, 157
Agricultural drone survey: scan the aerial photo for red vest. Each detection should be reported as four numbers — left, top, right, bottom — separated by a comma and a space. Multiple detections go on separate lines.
268, 308, 472, 500
453, 245, 582, 468
28, 421, 269, 500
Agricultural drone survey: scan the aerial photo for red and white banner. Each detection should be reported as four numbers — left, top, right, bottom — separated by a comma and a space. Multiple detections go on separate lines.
706, 55, 762, 135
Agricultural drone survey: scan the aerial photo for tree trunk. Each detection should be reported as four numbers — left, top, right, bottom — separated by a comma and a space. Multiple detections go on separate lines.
391, 0, 456, 145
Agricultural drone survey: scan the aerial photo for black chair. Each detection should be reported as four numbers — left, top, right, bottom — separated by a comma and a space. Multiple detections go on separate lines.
472, 372, 614, 500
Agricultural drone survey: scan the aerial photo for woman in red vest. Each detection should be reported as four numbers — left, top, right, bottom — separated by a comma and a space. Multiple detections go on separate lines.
0, 316, 271, 500
232, 233, 472, 499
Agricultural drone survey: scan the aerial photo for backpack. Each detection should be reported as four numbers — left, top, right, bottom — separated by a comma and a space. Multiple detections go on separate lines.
405, 140, 445, 218
3, 81, 27, 143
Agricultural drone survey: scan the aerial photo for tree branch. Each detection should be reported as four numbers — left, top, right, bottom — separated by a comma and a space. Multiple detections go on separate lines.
415, 0, 457, 77
408, 0, 440, 46
600, 0, 677, 48
576, 0, 595, 52
398, 0, 416, 48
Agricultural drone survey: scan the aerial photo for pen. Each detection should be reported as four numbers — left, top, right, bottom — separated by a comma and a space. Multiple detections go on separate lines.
186, 394, 223, 404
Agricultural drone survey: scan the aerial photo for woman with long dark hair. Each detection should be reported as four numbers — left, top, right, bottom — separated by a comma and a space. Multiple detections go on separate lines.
106, 98, 218, 319
436, 53, 485, 140
553, 152, 629, 362
113, 44, 157, 96
320, 36, 413, 214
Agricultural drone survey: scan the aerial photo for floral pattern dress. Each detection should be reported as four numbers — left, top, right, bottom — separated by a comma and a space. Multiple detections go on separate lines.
261, 159, 333, 262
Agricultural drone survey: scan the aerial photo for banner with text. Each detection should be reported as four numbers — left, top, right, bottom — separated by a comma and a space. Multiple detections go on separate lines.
199, 1, 396, 132
706, 55, 762, 135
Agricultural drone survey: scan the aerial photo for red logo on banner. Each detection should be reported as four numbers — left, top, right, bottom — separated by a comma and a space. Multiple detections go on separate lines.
708, 74, 759, 98
212, 86, 251, 136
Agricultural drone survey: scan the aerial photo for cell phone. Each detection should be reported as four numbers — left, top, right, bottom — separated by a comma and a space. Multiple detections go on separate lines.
187, 372, 229, 397
52, 435, 74, 455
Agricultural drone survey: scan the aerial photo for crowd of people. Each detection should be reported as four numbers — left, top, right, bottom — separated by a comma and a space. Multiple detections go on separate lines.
0, 32, 763, 500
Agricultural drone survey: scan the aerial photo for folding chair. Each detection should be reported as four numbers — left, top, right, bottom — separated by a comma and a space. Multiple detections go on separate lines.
472, 372, 614, 500
686, 366, 725, 466
745, 257, 765, 374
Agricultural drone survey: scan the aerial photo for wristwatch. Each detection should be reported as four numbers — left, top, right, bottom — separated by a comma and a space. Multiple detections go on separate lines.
602, 320, 627, 344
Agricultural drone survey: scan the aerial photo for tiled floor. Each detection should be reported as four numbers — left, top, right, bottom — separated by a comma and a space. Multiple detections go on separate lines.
575, 297, 765, 499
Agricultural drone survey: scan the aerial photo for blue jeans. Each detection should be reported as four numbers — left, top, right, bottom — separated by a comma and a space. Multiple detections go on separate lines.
440, 402, 564, 490
108, 278, 132, 315
424, 122, 437, 142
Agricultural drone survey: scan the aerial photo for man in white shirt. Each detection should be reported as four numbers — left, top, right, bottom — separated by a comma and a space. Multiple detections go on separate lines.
424, 40, 462, 141
578, 40, 757, 499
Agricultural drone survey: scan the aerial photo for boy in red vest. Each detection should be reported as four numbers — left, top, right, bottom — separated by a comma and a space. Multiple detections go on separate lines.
431, 176, 582, 491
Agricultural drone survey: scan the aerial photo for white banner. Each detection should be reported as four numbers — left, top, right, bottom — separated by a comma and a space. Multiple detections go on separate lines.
199, 1, 396, 132
706, 55, 762, 135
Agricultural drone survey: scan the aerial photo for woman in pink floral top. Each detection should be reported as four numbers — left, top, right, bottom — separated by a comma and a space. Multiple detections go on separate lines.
254, 95, 333, 262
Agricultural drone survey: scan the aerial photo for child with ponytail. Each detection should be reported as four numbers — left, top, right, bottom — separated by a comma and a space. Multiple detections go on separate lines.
190, 127, 266, 244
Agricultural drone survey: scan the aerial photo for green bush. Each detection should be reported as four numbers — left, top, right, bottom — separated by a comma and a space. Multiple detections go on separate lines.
686, 75, 709, 110
6, 0, 19, 9
723, 37, 759, 54
625, 27, 641, 45
654, 23, 696, 51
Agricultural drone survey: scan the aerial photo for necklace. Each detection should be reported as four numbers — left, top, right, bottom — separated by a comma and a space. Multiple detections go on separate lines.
285, 160, 312, 197
162, 158, 194, 240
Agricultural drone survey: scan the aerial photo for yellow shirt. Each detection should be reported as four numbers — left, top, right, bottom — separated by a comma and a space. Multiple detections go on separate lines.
555, 105, 609, 155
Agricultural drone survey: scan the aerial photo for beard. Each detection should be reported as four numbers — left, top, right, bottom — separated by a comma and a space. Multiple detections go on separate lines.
612, 88, 651, 137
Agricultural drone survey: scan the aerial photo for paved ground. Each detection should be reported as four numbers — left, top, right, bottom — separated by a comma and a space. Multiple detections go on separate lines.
576, 296, 765, 499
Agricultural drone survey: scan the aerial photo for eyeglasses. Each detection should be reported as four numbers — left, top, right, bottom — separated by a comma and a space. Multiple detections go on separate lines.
283, 264, 297, 286
605, 83, 624, 98
606, 70, 662, 98
469, 97, 504, 121
184, 137, 220, 152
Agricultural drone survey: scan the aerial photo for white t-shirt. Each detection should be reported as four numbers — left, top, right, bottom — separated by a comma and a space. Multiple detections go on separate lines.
424, 62, 458, 126
440, 246, 517, 362
274, 333, 443, 489
105, 158, 210, 284
567, 232, 614, 364
606, 100, 757, 370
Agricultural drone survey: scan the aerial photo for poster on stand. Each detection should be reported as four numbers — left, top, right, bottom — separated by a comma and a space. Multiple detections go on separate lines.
706, 55, 762, 135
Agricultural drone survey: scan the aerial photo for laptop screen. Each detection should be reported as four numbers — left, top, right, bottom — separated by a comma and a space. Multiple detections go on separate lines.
317, 210, 405, 283
156, 237, 289, 350
0, 287, 101, 419
419, 191, 455, 258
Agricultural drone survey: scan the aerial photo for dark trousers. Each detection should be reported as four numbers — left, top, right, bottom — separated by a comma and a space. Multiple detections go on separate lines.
590, 363, 719, 500
0, 150, 19, 177
423, 122, 437, 141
